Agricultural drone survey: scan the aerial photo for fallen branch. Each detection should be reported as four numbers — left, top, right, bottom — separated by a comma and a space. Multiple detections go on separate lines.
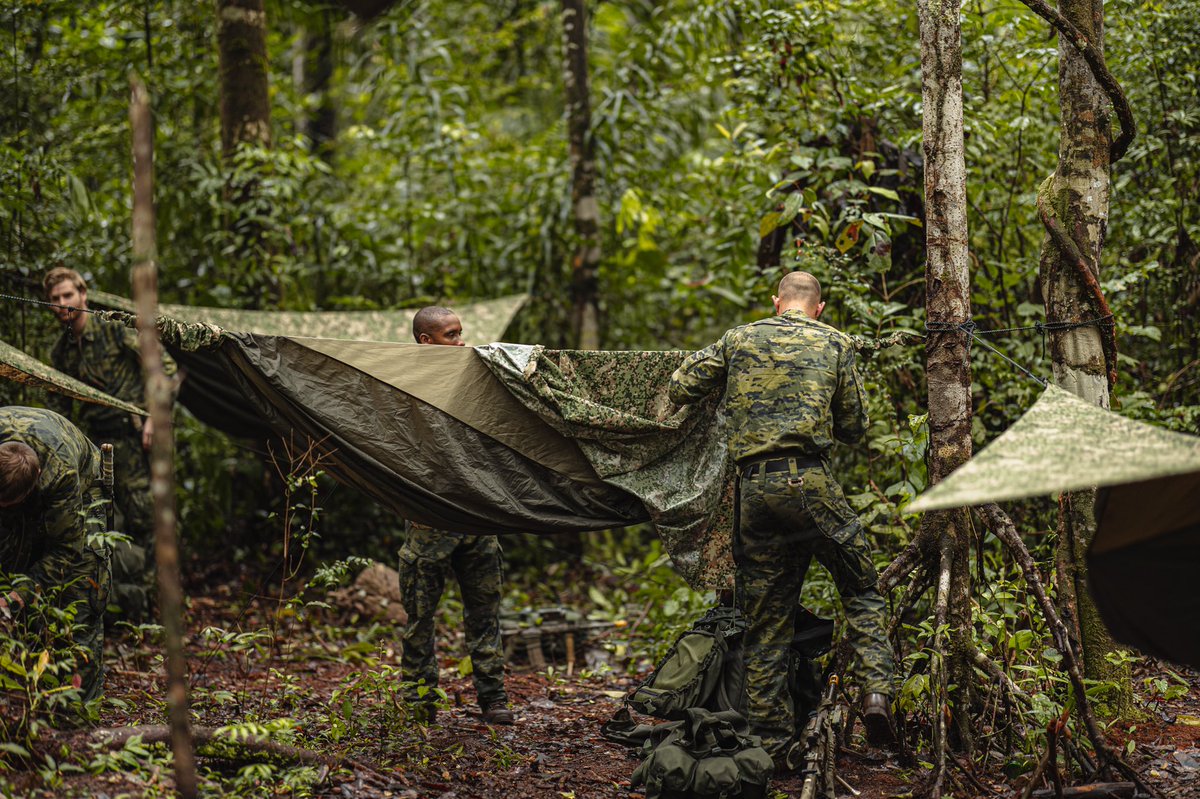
880, 524, 936, 593
967, 641, 1032, 708
1032, 783, 1136, 799
90, 725, 392, 785
976, 505, 1159, 798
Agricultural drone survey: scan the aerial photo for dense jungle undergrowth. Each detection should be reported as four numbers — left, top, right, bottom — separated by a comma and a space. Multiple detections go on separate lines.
4, 0, 1200, 796
0, 514, 1198, 799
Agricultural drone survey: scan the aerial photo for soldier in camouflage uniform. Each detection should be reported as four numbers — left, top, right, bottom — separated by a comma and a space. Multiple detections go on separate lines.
396, 307, 513, 726
44, 267, 172, 621
0, 406, 109, 704
669, 271, 895, 763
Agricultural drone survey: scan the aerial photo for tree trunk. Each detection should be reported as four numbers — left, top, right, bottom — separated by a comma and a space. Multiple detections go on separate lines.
917, 0, 976, 778
299, 12, 336, 161
217, 0, 272, 157
1038, 0, 1132, 713
129, 76, 197, 799
216, 0, 276, 305
560, 0, 601, 351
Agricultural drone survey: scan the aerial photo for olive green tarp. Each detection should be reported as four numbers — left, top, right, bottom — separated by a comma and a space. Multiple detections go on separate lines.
156, 318, 736, 589
86, 292, 528, 440
908, 384, 1200, 667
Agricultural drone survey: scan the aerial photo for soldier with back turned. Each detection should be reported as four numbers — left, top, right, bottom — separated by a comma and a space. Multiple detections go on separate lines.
669, 271, 895, 766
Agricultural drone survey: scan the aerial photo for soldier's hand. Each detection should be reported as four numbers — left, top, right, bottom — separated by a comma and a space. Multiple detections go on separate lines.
141, 416, 154, 450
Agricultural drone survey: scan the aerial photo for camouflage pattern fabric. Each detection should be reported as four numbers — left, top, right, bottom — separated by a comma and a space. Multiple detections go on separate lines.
476, 344, 736, 590
47, 315, 162, 618
669, 310, 892, 760
397, 526, 508, 708
909, 383, 1200, 513
0, 406, 109, 701
90, 290, 527, 346
0, 337, 146, 416
47, 314, 174, 440
736, 462, 892, 758
668, 309, 867, 464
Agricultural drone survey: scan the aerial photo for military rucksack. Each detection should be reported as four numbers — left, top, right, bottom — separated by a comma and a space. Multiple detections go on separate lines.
628, 707, 774, 799
622, 606, 748, 720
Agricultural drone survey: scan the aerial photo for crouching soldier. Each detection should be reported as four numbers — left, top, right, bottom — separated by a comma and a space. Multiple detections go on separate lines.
0, 406, 109, 704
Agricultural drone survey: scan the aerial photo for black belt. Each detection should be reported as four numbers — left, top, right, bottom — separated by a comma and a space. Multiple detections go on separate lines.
738, 454, 823, 477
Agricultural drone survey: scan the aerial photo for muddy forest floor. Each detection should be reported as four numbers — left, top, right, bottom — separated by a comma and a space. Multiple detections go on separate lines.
3, 559, 1199, 799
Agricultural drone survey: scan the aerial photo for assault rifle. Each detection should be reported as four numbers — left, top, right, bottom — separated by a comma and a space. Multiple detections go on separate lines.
792, 674, 843, 799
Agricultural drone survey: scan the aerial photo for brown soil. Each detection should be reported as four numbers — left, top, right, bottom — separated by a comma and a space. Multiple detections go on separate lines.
4, 579, 1198, 798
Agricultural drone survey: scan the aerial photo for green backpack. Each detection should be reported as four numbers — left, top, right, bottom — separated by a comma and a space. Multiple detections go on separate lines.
623, 606, 748, 720
629, 707, 774, 799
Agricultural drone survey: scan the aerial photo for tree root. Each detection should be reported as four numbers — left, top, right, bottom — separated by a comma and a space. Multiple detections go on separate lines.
881, 524, 937, 593
976, 504, 1160, 799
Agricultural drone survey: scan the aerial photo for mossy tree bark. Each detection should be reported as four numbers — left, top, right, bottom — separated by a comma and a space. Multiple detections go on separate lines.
917, 0, 976, 790
1037, 0, 1133, 715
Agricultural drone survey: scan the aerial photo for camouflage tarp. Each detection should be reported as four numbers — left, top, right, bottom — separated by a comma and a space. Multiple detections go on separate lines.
89, 290, 526, 346
908, 384, 1200, 667
151, 319, 732, 587
0, 336, 146, 416
907, 384, 1200, 518
476, 344, 735, 589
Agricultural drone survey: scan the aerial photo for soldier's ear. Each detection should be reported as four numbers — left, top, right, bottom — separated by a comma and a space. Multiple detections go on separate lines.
772, 295, 781, 314
815, 301, 826, 318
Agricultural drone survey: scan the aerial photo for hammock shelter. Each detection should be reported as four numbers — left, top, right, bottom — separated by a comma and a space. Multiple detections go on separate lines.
908, 384, 1200, 668
1, 297, 736, 589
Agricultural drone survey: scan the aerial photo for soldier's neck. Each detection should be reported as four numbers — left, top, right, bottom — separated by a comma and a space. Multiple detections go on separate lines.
70, 313, 89, 338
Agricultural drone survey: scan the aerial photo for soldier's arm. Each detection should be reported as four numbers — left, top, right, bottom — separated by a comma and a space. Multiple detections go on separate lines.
668, 335, 730, 405
21, 469, 88, 605
831, 342, 868, 445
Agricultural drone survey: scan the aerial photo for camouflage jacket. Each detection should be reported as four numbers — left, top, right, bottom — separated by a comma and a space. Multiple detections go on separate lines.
49, 315, 174, 438
668, 309, 867, 464
0, 407, 102, 604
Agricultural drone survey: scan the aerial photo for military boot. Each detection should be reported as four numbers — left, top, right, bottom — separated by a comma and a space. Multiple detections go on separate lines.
862, 692, 896, 747
482, 702, 515, 725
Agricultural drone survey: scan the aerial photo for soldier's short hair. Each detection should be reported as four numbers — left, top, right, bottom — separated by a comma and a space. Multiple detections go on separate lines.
412, 306, 457, 342
43, 266, 87, 298
0, 441, 41, 506
777, 271, 822, 305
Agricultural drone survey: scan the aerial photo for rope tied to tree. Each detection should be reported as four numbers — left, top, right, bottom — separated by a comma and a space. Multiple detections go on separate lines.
0, 291, 135, 325
925, 320, 1049, 387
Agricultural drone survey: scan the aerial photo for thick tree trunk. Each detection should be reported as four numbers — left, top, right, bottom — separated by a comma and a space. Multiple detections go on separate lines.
917, 0, 976, 778
216, 0, 276, 304
129, 77, 197, 799
216, 0, 272, 157
560, 0, 601, 351
1038, 0, 1132, 713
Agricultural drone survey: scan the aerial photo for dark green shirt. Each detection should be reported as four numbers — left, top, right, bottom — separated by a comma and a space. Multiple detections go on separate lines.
0, 407, 101, 604
668, 309, 868, 464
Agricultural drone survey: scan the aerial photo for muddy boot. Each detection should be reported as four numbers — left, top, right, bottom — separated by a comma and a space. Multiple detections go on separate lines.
862, 692, 896, 747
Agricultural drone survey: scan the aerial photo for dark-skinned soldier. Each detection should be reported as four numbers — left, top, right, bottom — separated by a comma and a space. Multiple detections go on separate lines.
0, 406, 109, 704
44, 266, 172, 621
396, 306, 513, 725
669, 271, 895, 765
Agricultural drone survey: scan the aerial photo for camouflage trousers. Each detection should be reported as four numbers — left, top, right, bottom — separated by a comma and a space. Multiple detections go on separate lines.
397, 529, 507, 708
735, 459, 893, 759
105, 434, 154, 622
65, 546, 109, 705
